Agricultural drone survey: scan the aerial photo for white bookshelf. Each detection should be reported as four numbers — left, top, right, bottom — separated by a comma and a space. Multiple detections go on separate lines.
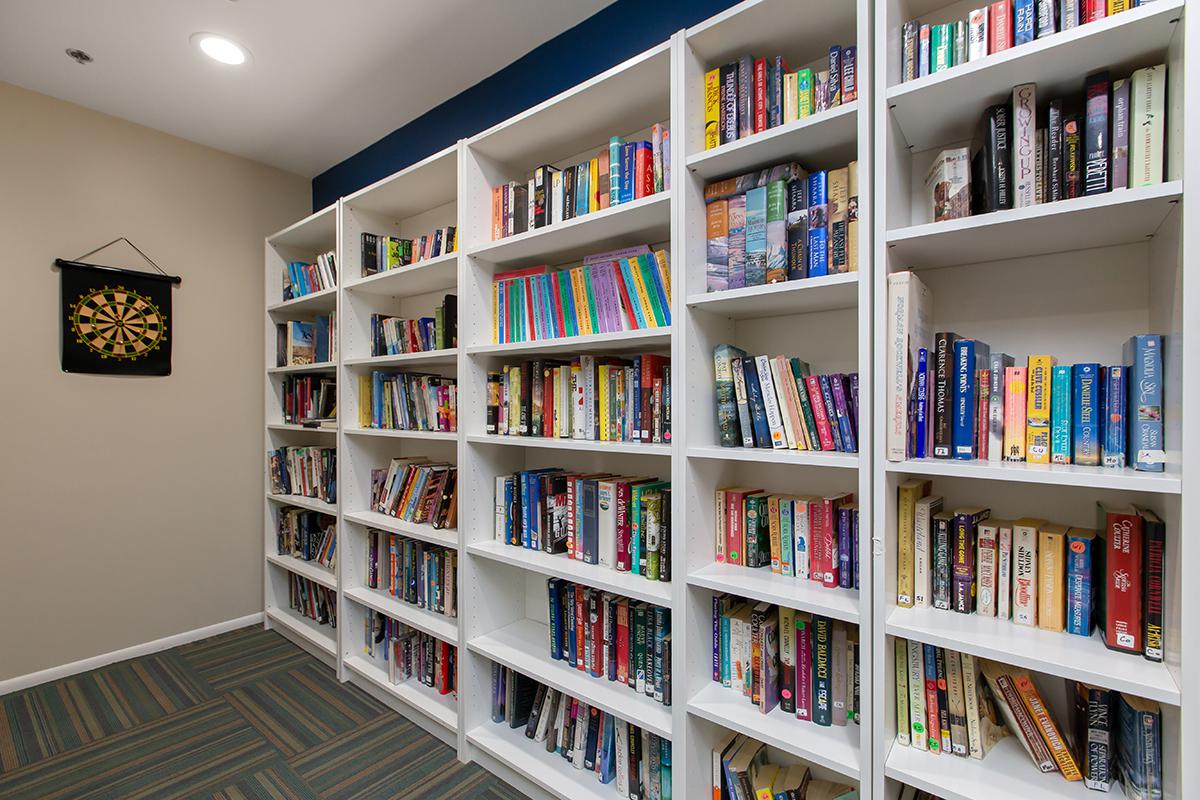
255, 2, 1197, 798
871, 0, 1192, 797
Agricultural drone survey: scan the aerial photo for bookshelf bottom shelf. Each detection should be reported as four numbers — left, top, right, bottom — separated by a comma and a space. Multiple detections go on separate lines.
467, 723, 614, 800
265, 607, 336, 657
343, 654, 457, 732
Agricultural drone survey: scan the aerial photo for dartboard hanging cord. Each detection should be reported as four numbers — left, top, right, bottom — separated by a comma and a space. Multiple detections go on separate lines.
54, 237, 183, 285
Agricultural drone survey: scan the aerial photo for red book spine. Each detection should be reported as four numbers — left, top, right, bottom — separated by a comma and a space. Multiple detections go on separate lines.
805, 375, 837, 450
808, 499, 826, 583
989, 1, 1012, 52
615, 480, 632, 572
1104, 508, 1143, 653
796, 623, 812, 721
524, 276, 537, 340
639, 354, 653, 444
726, 491, 745, 566
924, 661, 941, 749
976, 368, 991, 459
617, 601, 630, 685
821, 497, 840, 588
1086, 0, 1106, 21
543, 367, 554, 437
575, 585, 586, 669
634, 147, 653, 199
612, 262, 639, 331
753, 58, 768, 133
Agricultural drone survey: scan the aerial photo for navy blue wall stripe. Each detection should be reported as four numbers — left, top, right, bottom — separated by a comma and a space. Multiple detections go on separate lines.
311, 0, 740, 210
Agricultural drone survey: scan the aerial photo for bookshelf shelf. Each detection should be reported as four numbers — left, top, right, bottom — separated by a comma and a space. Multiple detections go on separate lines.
686, 445, 860, 469
687, 683, 862, 779
466, 724, 614, 800
343, 349, 458, 368
466, 193, 672, 269
266, 361, 337, 375
266, 423, 336, 435
342, 510, 458, 550
887, 605, 1180, 705
265, 492, 338, 516
466, 326, 671, 356
266, 552, 337, 590
343, 655, 458, 732
885, 736, 1129, 800
886, 0, 1184, 151
685, 103, 858, 181
686, 273, 859, 319
467, 541, 672, 607
467, 617, 673, 739
344, 585, 459, 645
343, 427, 458, 442
884, 457, 1182, 494
466, 434, 672, 457
265, 607, 336, 656
343, 252, 459, 298
688, 563, 860, 624
267, 287, 337, 314
886, 181, 1183, 269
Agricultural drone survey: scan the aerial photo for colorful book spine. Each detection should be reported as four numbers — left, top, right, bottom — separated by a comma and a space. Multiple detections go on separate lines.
1130, 65, 1165, 188
1065, 528, 1096, 637
952, 339, 989, 460
1025, 356, 1054, 464
1084, 71, 1111, 195
744, 187, 768, 287
1124, 335, 1164, 472
1102, 365, 1127, 468
1050, 364, 1072, 464
806, 172, 829, 277
1013, 83, 1037, 207
1013, 0, 1035, 44
1072, 363, 1102, 466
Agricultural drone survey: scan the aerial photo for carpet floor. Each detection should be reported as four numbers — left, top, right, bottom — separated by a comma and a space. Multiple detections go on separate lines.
0, 625, 527, 800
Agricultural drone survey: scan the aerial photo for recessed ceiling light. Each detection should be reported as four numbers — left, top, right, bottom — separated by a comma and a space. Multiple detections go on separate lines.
190, 32, 249, 65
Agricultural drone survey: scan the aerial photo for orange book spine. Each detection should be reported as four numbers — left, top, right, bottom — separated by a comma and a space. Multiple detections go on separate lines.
1013, 674, 1083, 781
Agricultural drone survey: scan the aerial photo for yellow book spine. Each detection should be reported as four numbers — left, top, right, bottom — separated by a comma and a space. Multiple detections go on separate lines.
588, 157, 600, 213
704, 69, 721, 149
492, 281, 499, 343
654, 249, 672, 306
1107, 0, 1128, 12
571, 268, 591, 336
552, 367, 561, 438
768, 495, 782, 573
598, 364, 610, 441
627, 257, 658, 328
896, 481, 927, 607
1037, 524, 1067, 632
1025, 355, 1055, 463
847, 161, 859, 272
358, 374, 372, 427
508, 365, 522, 435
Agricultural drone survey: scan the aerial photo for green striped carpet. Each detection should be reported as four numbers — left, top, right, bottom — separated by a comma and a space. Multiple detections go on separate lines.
0, 626, 526, 800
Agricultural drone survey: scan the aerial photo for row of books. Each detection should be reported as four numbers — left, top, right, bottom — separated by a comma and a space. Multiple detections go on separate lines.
369, 295, 456, 356
714, 345, 859, 454
713, 733, 857, 800
369, 458, 458, 530
887, 272, 1166, 471
713, 598, 859, 727
360, 228, 456, 277
486, 354, 671, 444
489, 128, 669, 241
490, 664, 671, 798
547, 579, 671, 707
358, 372, 457, 433
366, 529, 457, 618
275, 508, 336, 570
275, 314, 335, 366
896, 483, 1165, 661
365, 611, 456, 695
902, 0, 1152, 84
268, 446, 336, 504
492, 247, 672, 344
706, 162, 859, 291
894, 638, 1163, 796
282, 251, 336, 300
281, 375, 336, 427
288, 573, 337, 628
703, 45, 858, 149
716, 488, 859, 590
495, 470, 671, 582
929, 65, 1166, 223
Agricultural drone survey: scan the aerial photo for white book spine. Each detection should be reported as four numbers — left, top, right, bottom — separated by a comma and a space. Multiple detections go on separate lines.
597, 481, 617, 568
960, 651, 984, 759
1130, 65, 1165, 188
1013, 83, 1038, 207
581, 355, 596, 440
551, 171, 564, 226
1062, 0, 1079, 28
527, 178, 535, 230
768, 357, 800, 448
988, 355, 1008, 462
997, 524, 1013, 620
571, 364, 585, 439
754, 355, 787, 449
616, 717, 629, 791
967, 9, 988, 61
913, 496, 943, 607
560, 366, 571, 438
794, 501, 810, 580
886, 273, 911, 460
977, 522, 998, 617
534, 689, 556, 741
1012, 522, 1039, 626
495, 476, 508, 542
572, 704, 589, 768
907, 638, 928, 750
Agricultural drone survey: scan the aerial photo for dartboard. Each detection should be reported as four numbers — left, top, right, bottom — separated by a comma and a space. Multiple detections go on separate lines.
70, 285, 167, 360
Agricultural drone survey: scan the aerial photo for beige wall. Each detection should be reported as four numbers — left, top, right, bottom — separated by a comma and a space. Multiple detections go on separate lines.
0, 81, 309, 682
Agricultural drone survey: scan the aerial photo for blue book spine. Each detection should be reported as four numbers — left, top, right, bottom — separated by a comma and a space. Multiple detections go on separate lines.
1103, 365, 1128, 468
619, 259, 649, 329
608, 137, 622, 205
519, 472, 532, 548
819, 374, 845, 451
1065, 532, 1094, 636
743, 187, 768, 287
1051, 364, 1072, 464
577, 164, 590, 218
547, 579, 562, 659
645, 254, 671, 326
314, 315, 329, 363
952, 339, 976, 459
838, 507, 852, 589
1014, 0, 1035, 44
852, 508, 860, 590
620, 143, 636, 205
1072, 363, 1101, 466
742, 358, 772, 448
806, 172, 829, 277
567, 591, 577, 667
915, 348, 930, 458
1124, 334, 1164, 472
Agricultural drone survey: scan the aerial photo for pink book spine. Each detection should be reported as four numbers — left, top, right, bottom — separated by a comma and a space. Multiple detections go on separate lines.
796, 622, 812, 721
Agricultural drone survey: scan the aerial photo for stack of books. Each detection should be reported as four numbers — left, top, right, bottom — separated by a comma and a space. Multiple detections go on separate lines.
361, 227, 456, 276
365, 611, 456, 694
487, 353, 670, 444
283, 251, 336, 299
370, 295, 456, 356
369, 458, 457, 530
713, 733, 857, 799
366, 529, 457, 618
925, 65, 1166, 223
359, 371, 457, 433
276, 508, 336, 570
288, 573, 337, 627
703, 45, 857, 149
888, 273, 1165, 472
546, 579, 671, 707
894, 638, 1163, 796
495, 470, 671, 583
714, 345, 859, 454
281, 375, 336, 427
716, 488, 859, 591
268, 446, 336, 504
276, 313, 336, 366
902, 0, 1151, 83
492, 246, 671, 344
490, 664, 672, 796
490, 127, 669, 240
713, 597, 859, 726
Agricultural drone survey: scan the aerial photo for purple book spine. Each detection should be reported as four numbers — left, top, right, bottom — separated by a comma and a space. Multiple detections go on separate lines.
838, 507, 852, 588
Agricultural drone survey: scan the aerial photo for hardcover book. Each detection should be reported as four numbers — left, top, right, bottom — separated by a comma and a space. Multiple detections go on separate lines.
1130, 65, 1165, 187
1124, 334, 1164, 472
1073, 362, 1101, 465
1013, 83, 1038, 207
1084, 71, 1111, 195
927, 148, 971, 222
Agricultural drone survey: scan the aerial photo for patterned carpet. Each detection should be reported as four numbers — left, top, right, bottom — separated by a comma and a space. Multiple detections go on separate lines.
0, 625, 527, 800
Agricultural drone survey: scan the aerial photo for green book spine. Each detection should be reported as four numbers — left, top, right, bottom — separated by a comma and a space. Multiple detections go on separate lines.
932, 24, 953, 72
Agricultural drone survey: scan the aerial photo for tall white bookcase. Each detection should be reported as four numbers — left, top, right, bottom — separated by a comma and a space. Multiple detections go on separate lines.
259, 1, 1197, 797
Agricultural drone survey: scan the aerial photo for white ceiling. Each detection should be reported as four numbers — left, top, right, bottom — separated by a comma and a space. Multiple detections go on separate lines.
0, 0, 613, 177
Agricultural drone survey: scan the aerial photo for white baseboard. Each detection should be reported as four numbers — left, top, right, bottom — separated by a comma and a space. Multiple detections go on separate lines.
0, 612, 264, 696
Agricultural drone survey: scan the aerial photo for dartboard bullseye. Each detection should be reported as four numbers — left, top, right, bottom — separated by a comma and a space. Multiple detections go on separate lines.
70, 285, 167, 360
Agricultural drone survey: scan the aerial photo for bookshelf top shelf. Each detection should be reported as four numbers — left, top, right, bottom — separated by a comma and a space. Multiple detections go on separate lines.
343, 144, 458, 220
343, 252, 458, 297
885, 0, 1183, 152
687, 272, 859, 319
685, 0, 857, 67
267, 203, 337, 252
